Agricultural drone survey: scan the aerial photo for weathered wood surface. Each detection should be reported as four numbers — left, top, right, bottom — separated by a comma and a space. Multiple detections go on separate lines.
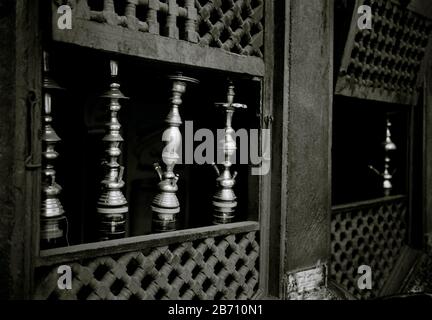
282, 0, 333, 274
0, 0, 18, 300
0, 0, 42, 299
425, 65, 432, 248
258, 0, 275, 297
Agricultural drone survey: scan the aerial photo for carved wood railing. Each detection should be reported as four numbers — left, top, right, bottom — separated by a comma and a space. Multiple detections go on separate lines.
330, 195, 408, 299
34, 221, 260, 300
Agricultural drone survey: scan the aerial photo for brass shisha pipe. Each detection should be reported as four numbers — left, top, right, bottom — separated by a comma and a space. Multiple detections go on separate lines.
96, 60, 129, 240
40, 51, 66, 247
369, 116, 397, 197
151, 73, 199, 232
212, 80, 247, 224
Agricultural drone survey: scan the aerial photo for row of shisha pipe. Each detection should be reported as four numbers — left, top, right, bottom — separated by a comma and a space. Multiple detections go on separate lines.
40, 55, 248, 247
42, 58, 129, 245
151, 76, 247, 232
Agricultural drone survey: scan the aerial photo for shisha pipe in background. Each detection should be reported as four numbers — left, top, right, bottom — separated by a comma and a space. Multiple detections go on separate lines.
369, 115, 397, 197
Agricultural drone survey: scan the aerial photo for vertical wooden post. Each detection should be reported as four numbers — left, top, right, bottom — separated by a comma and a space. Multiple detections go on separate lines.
0, 0, 42, 299
165, 0, 179, 39
103, 0, 118, 25
147, 0, 160, 34
278, 0, 333, 299
184, 0, 198, 43
103, 0, 115, 12
125, 0, 139, 31
424, 69, 432, 253
259, 0, 279, 299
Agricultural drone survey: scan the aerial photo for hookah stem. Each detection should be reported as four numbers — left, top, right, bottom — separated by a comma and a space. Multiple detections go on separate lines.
97, 60, 128, 240
165, 79, 183, 179
106, 107, 119, 181
224, 107, 234, 174
223, 80, 238, 176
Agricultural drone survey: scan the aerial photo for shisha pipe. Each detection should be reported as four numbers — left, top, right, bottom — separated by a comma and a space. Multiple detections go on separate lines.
96, 60, 129, 240
212, 80, 247, 224
369, 116, 397, 197
40, 51, 66, 247
151, 73, 199, 232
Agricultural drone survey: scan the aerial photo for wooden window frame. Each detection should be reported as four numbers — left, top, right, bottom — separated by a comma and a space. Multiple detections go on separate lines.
20, 0, 279, 299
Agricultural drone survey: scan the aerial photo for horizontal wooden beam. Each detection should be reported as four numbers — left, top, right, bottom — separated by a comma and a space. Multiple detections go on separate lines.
36, 221, 260, 267
335, 79, 419, 106
52, 19, 265, 77
332, 194, 407, 213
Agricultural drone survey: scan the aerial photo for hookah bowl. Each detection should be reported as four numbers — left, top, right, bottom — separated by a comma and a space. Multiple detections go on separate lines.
151, 163, 180, 232
212, 164, 239, 225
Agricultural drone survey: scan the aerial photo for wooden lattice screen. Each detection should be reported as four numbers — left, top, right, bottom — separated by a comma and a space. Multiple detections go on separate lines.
330, 195, 408, 299
34, 224, 260, 300
335, 0, 432, 105
195, 0, 264, 57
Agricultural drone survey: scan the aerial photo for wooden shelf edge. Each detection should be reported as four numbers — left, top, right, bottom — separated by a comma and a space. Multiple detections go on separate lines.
36, 221, 260, 267
52, 19, 265, 77
332, 194, 407, 213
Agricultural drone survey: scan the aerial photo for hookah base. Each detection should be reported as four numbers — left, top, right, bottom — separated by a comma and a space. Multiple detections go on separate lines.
40, 216, 65, 242
213, 214, 235, 225
97, 206, 127, 240
41, 198, 65, 219
151, 206, 179, 233
152, 218, 177, 233
213, 200, 237, 225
